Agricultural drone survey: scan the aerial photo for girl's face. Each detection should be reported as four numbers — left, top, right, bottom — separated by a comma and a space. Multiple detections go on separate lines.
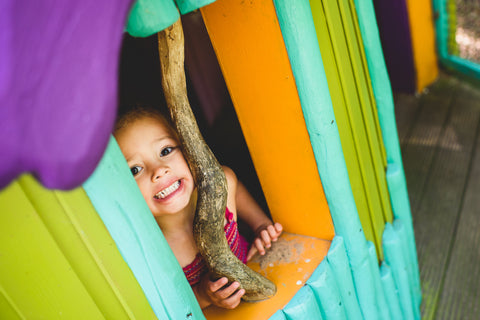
115, 116, 195, 219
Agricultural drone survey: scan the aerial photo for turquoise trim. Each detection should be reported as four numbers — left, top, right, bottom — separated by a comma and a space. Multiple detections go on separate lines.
380, 263, 403, 320
175, 0, 216, 14
126, 0, 218, 37
433, 0, 480, 79
353, 0, 421, 308
326, 237, 362, 319
283, 286, 324, 319
383, 223, 417, 320
367, 242, 390, 319
83, 137, 204, 320
126, 0, 179, 37
308, 260, 347, 319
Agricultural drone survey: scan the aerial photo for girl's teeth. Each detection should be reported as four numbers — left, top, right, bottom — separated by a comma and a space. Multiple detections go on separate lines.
155, 180, 180, 199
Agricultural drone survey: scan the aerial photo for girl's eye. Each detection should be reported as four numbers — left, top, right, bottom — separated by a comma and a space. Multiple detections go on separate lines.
130, 166, 142, 176
160, 146, 176, 157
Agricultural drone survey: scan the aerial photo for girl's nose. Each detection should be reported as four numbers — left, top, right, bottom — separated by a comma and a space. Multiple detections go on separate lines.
152, 166, 168, 182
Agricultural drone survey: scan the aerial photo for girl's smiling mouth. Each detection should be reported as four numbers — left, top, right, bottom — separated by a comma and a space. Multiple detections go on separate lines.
154, 180, 181, 199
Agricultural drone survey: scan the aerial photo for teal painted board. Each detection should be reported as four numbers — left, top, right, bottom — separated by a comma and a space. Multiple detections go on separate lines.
380, 263, 403, 320
307, 261, 347, 320
326, 237, 362, 319
367, 241, 390, 320
383, 223, 417, 320
283, 286, 323, 320
175, 0, 216, 14
353, 0, 421, 305
126, 0, 179, 37
273, 0, 365, 261
393, 219, 421, 318
268, 310, 288, 320
386, 163, 420, 302
84, 137, 204, 320
272, 1, 381, 319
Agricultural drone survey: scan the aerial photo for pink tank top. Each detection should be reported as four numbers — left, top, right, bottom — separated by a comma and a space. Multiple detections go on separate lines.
182, 207, 249, 286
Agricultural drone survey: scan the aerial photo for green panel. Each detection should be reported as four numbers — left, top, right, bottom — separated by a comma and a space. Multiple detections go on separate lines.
0, 181, 104, 319
338, 0, 393, 225
310, 0, 393, 259
0, 177, 156, 319
309, 0, 375, 246
18, 175, 157, 319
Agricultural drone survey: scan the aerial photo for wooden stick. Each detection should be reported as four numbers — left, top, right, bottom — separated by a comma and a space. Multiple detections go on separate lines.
157, 18, 276, 301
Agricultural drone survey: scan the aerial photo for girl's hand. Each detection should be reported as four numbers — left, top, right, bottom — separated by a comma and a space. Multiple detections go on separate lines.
247, 222, 283, 261
198, 276, 245, 309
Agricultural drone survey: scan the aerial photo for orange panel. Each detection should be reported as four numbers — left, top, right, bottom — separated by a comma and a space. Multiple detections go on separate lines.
406, 0, 438, 92
201, 0, 334, 239
204, 233, 331, 319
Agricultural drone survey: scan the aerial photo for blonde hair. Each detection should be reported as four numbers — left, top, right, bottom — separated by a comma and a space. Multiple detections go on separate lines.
114, 106, 175, 136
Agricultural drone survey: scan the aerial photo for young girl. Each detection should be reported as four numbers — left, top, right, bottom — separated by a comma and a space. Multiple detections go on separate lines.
114, 107, 283, 309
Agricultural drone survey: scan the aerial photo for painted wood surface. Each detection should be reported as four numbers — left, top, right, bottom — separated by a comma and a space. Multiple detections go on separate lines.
204, 233, 330, 319
309, 0, 393, 258
433, 0, 480, 79
405, 0, 439, 92
126, 0, 179, 37
271, 1, 387, 318
84, 137, 204, 320
353, 0, 421, 305
0, 175, 156, 319
283, 286, 324, 320
201, 0, 334, 240
372, 0, 416, 93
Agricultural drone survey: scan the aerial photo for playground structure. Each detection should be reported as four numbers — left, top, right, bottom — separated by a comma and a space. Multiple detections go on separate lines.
4, 0, 475, 319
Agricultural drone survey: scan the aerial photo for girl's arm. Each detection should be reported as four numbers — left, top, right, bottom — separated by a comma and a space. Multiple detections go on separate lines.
222, 166, 283, 260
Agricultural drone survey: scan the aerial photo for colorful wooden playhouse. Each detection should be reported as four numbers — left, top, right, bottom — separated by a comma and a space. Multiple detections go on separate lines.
0, 0, 441, 319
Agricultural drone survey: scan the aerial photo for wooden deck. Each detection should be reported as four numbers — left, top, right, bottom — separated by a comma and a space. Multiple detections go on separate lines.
394, 72, 480, 320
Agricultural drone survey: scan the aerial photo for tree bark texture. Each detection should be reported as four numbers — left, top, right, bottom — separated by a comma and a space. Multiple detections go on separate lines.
157, 19, 276, 301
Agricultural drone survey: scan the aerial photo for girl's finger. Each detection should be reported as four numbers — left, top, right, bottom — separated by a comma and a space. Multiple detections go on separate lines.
216, 281, 240, 300
222, 288, 245, 309
254, 238, 266, 255
247, 246, 258, 261
260, 230, 272, 248
274, 222, 283, 233
266, 225, 278, 241
209, 277, 229, 293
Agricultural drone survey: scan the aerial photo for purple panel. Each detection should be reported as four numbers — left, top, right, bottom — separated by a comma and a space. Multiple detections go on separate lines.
373, 0, 416, 93
0, 0, 134, 190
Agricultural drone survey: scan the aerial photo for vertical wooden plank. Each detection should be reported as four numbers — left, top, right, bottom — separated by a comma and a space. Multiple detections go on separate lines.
353, 0, 421, 301
0, 286, 23, 320
307, 261, 347, 320
0, 181, 105, 319
84, 137, 204, 320
383, 223, 417, 320
380, 263, 403, 320
326, 237, 362, 320
405, 0, 439, 92
310, 0, 386, 257
309, 0, 375, 245
338, 0, 393, 225
17, 175, 157, 320
283, 286, 324, 320
367, 242, 391, 320
201, 0, 334, 239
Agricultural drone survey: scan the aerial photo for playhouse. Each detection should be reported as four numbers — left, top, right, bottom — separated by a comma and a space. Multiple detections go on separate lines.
1, 0, 458, 318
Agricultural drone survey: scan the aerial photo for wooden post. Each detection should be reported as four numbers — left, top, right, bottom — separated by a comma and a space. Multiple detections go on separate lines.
157, 19, 276, 301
